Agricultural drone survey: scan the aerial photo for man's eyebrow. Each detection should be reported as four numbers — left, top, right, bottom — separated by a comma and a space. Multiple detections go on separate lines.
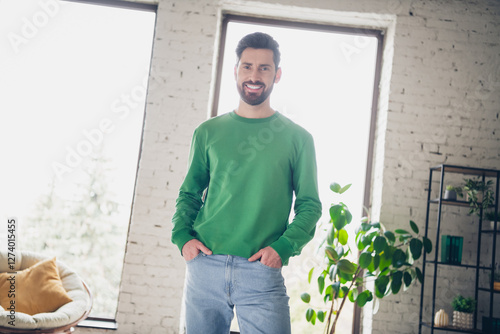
240, 62, 273, 67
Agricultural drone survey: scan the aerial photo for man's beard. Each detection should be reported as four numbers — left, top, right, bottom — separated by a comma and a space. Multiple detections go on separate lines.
237, 81, 275, 106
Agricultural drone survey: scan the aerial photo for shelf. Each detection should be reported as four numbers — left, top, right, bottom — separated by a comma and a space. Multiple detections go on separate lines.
431, 164, 499, 177
421, 322, 483, 333
420, 165, 499, 334
425, 261, 490, 270
430, 198, 471, 207
478, 287, 500, 294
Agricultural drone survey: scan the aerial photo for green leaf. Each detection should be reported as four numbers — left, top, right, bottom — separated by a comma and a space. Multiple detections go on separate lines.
375, 275, 389, 298
339, 229, 348, 245
301, 292, 311, 303
403, 271, 412, 287
336, 245, 345, 258
391, 271, 403, 294
356, 290, 371, 307
373, 236, 387, 254
308, 267, 314, 284
331, 281, 341, 294
334, 215, 346, 231
415, 267, 423, 283
384, 231, 396, 244
345, 208, 353, 224
359, 252, 372, 269
368, 254, 380, 272
409, 238, 423, 261
409, 220, 419, 234
317, 310, 326, 323
318, 275, 325, 294
330, 204, 342, 221
392, 249, 407, 268
348, 288, 358, 302
338, 286, 349, 298
337, 259, 358, 274
306, 308, 316, 324
339, 183, 352, 194
395, 229, 410, 235
325, 246, 338, 261
330, 182, 341, 193
329, 264, 338, 281
423, 236, 432, 254
327, 227, 335, 245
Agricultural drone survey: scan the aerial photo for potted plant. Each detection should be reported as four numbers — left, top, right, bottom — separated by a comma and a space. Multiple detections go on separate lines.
444, 185, 458, 201
452, 295, 476, 329
300, 182, 432, 334
485, 211, 499, 231
459, 178, 494, 217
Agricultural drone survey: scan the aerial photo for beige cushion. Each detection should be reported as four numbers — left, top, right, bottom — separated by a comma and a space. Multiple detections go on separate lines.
0, 251, 91, 329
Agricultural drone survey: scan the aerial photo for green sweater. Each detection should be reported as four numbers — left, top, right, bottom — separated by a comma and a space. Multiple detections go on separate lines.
171, 111, 322, 265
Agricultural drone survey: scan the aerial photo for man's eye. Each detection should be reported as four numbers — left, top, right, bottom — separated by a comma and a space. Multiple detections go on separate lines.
261, 67, 269, 71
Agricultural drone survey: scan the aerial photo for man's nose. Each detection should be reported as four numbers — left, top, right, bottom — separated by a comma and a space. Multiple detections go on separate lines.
249, 68, 260, 82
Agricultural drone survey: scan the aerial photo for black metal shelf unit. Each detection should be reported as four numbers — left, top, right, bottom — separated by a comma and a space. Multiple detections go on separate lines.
418, 164, 500, 334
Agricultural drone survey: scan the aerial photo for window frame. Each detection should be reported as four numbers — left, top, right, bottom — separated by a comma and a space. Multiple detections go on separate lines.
212, 14, 384, 334
57, 0, 158, 328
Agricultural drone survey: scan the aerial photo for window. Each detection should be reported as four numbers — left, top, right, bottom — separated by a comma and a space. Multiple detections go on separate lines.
214, 15, 382, 333
0, 0, 156, 319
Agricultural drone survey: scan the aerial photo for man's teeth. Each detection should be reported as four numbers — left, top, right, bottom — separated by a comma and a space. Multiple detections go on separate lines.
246, 84, 262, 89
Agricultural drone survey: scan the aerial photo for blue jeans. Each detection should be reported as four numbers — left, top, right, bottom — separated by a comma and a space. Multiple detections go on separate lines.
184, 253, 291, 334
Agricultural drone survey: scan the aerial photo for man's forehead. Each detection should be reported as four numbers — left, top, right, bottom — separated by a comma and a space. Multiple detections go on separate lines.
239, 48, 275, 65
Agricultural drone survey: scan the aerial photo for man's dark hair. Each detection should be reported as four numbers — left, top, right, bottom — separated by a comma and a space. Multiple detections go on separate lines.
235, 32, 281, 69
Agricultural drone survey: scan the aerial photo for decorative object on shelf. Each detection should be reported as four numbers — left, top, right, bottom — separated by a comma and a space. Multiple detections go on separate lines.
483, 316, 500, 334
458, 178, 495, 217
434, 309, 449, 327
451, 295, 476, 329
300, 182, 432, 334
493, 263, 500, 292
443, 185, 458, 201
485, 210, 500, 230
441, 235, 463, 264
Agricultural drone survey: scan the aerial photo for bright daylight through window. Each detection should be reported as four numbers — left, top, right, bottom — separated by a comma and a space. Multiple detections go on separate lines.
0, 0, 156, 318
216, 19, 379, 333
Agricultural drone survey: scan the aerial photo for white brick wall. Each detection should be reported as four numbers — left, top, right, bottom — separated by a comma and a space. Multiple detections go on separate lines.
75, 0, 500, 333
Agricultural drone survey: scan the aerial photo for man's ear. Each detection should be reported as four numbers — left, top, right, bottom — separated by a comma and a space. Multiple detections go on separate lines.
274, 67, 282, 84
234, 64, 238, 80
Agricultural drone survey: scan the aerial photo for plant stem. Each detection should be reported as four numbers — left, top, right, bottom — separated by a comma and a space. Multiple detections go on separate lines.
329, 268, 363, 334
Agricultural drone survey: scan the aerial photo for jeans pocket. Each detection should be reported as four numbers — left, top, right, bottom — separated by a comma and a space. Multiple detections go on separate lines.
186, 252, 205, 264
256, 260, 281, 271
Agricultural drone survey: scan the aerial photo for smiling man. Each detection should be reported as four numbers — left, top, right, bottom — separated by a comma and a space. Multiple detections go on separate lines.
171, 32, 322, 334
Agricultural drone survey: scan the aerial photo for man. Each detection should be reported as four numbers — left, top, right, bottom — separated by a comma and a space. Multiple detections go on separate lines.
172, 32, 322, 334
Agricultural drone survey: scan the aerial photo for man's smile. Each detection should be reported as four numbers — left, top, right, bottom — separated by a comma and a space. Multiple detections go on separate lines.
244, 82, 264, 92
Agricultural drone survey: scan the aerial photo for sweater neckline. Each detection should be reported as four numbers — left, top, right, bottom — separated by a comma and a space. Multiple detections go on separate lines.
229, 110, 279, 123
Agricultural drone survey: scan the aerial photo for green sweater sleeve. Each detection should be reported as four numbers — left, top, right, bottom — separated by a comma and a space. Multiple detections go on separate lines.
270, 134, 322, 265
171, 129, 209, 254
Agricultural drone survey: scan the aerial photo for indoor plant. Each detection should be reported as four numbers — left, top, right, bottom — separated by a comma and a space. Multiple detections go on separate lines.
485, 211, 499, 230
459, 178, 494, 217
444, 185, 458, 201
300, 182, 432, 334
451, 295, 476, 329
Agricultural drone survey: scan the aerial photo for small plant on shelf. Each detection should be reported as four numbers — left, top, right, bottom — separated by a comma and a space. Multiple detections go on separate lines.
485, 210, 500, 230
451, 295, 476, 329
444, 185, 458, 201
458, 178, 494, 217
